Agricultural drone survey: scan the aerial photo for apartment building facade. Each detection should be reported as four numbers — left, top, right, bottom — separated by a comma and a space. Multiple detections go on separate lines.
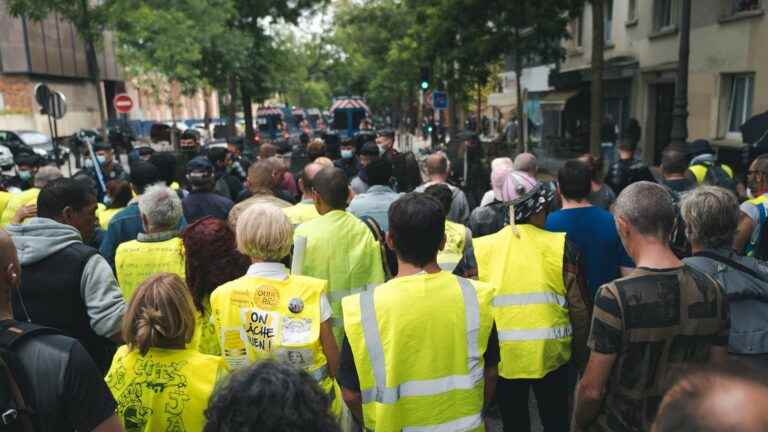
548, 0, 766, 164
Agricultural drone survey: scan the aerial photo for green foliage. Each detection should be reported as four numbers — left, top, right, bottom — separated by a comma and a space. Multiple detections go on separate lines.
109, 0, 235, 97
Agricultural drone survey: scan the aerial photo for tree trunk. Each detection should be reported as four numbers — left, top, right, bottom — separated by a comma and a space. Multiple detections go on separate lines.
590, 0, 605, 158
80, 0, 107, 141
203, 87, 211, 139
241, 82, 255, 151
169, 97, 178, 151
476, 83, 482, 134
227, 75, 238, 139
514, 26, 524, 154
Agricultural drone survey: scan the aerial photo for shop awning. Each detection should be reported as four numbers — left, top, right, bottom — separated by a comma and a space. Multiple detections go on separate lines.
539, 90, 579, 111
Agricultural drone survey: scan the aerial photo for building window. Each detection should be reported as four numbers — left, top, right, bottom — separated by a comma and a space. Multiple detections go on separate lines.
654, 0, 678, 31
731, 0, 763, 14
605, 0, 614, 43
727, 74, 755, 136
574, 11, 584, 48
628, 0, 638, 22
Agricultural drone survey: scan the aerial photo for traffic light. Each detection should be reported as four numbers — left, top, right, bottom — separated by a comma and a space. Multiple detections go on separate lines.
420, 67, 430, 90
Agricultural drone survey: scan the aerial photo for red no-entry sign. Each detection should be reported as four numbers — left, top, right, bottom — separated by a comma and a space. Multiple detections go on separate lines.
113, 93, 134, 114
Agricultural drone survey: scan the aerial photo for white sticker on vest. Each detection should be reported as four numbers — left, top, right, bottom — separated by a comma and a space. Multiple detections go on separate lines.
282, 317, 313, 345
276, 348, 314, 369
241, 309, 280, 352
221, 328, 248, 369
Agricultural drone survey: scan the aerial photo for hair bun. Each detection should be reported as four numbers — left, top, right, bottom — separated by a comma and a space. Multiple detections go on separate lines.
139, 307, 166, 336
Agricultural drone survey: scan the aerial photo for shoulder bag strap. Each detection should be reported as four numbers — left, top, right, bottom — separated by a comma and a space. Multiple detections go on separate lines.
693, 251, 768, 284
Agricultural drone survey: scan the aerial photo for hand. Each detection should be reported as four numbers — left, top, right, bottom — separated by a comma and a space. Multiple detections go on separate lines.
12, 204, 36, 224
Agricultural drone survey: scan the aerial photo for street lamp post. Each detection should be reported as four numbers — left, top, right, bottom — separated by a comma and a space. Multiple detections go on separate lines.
669, 0, 692, 148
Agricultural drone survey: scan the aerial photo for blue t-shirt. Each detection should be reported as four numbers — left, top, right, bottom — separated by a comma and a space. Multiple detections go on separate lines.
545, 206, 634, 298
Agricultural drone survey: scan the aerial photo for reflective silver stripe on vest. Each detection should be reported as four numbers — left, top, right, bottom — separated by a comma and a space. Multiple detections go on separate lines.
359, 276, 484, 405
329, 283, 378, 303
492, 292, 567, 308
498, 325, 573, 342
309, 364, 328, 382
402, 413, 484, 432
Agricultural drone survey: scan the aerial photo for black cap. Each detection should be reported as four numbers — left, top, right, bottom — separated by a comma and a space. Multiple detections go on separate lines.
15, 152, 39, 167
129, 160, 160, 193
359, 141, 380, 157
377, 129, 395, 139
93, 141, 113, 151
186, 156, 213, 172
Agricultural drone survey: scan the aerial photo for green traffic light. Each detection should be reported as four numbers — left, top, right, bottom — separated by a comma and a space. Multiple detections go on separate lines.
420, 81, 429, 90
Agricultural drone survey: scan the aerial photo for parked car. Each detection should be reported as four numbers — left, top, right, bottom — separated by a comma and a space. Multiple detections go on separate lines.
0, 130, 69, 164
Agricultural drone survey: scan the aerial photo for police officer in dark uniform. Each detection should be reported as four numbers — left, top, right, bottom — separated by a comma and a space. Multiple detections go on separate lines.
334, 138, 360, 180
83, 141, 128, 203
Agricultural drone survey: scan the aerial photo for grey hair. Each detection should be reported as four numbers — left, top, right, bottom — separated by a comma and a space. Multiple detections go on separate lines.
614, 181, 676, 241
514, 153, 538, 174
34, 166, 63, 188
138, 184, 182, 231
680, 186, 739, 249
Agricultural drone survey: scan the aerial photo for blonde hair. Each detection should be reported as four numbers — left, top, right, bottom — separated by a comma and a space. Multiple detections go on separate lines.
122, 273, 196, 355
236, 204, 293, 261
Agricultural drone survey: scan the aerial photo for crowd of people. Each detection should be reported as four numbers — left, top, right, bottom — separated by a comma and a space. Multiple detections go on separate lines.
0, 126, 765, 432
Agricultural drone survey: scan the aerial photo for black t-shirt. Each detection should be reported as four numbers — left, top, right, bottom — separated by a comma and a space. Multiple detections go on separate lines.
2, 321, 117, 432
337, 326, 500, 392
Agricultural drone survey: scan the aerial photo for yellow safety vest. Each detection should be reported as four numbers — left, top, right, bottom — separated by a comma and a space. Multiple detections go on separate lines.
294, 210, 385, 344
689, 163, 734, 184
210, 273, 342, 416
97, 207, 123, 230
190, 296, 220, 356
474, 224, 571, 379
115, 237, 185, 300
0, 192, 11, 222
106, 346, 226, 432
0, 188, 39, 226
342, 272, 494, 431
438, 220, 468, 272
283, 200, 320, 226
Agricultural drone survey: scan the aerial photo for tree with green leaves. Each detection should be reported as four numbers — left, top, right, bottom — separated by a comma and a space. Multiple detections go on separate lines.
7, 0, 111, 138
108, 0, 236, 148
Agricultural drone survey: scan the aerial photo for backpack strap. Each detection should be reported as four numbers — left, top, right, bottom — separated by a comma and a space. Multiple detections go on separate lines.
0, 322, 58, 432
692, 251, 768, 284
359, 216, 393, 280
0, 322, 58, 350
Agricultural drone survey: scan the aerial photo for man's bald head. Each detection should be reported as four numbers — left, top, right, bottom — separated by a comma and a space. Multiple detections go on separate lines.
312, 167, 349, 210
514, 153, 538, 177
300, 163, 324, 197
425, 153, 449, 177
653, 366, 768, 432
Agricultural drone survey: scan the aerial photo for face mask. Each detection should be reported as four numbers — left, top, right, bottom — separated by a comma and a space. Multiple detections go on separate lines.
341, 149, 354, 159
18, 170, 31, 181
378, 144, 386, 155
96, 155, 107, 164
103, 195, 112, 206
84, 158, 94, 169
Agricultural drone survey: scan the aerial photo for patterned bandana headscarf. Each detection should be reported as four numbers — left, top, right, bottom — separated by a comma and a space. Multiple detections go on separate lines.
499, 170, 555, 228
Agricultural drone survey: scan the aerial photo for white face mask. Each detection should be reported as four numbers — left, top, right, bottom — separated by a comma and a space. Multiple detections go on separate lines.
341, 149, 354, 159
378, 144, 386, 155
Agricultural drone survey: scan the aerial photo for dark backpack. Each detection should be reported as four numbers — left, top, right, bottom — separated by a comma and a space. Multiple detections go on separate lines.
0, 322, 59, 432
699, 162, 737, 192
667, 189, 692, 259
